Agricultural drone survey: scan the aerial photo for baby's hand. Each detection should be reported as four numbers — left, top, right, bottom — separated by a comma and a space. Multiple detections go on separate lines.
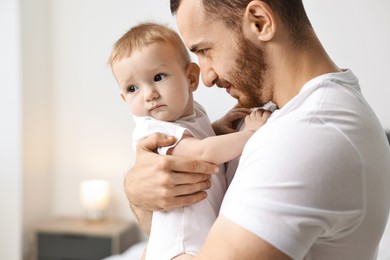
243, 109, 271, 133
212, 105, 252, 135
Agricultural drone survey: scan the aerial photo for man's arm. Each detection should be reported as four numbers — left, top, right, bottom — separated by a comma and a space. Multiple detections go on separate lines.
129, 203, 152, 235
196, 216, 292, 260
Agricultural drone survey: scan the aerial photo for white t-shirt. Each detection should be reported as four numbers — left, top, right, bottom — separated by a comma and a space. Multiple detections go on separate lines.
221, 70, 390, 260
133, 102, 227, 260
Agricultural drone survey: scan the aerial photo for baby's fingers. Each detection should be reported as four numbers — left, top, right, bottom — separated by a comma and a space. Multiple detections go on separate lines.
261, 110, 272, 120
249, 109, 271, 122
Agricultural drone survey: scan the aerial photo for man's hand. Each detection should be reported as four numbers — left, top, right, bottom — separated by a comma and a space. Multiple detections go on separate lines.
212, 104, 252, 135
125, 132, 218, 212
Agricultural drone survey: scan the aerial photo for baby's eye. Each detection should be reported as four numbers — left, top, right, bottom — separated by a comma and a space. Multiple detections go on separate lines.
154, 73, 166, 82
127, 85, 139, 93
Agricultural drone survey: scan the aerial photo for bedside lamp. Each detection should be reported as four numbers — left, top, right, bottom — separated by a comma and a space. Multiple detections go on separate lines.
80, 179, 110, 221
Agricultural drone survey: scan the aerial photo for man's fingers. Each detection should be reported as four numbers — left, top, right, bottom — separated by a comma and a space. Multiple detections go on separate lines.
234, 107, 252, 114
138, 179, 211, 211
220, 127, 237, 134
166, 156, 218, 175
171, 179, 211, 197
230, 111, 250, 120
164, 191, 209, 210
135, 134, 218, 177
137, 132, 176, 152
172, 172, 212, 184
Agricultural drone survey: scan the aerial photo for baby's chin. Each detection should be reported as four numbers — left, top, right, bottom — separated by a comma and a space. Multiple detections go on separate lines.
152, 113, 180, 122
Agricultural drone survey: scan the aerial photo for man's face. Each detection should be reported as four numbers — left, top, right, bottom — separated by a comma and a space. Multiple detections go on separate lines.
230, 33, 269, 108
176, 0, 271, 108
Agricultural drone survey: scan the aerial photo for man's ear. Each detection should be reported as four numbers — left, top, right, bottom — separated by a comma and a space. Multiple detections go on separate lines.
242, 1, 276, 43
187, 62, 200, 91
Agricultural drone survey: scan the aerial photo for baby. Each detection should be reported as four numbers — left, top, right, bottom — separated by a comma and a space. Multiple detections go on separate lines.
108, 22, 270, 260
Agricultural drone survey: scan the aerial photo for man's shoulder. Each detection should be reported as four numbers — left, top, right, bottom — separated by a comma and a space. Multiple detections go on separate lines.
247, 116, 360, 166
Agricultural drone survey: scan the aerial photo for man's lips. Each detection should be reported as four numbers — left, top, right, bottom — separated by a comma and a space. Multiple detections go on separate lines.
216, 80, 233, 95
217, 83, 232, 94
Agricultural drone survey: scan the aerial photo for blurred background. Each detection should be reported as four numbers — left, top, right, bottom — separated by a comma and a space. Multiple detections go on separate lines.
1, 0, 389, 259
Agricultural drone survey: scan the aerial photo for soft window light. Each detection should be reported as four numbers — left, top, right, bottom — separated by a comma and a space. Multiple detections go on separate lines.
80, 179, 110, 221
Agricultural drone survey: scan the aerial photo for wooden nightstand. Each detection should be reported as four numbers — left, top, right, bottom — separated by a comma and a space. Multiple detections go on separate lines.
36, 217, 139, 260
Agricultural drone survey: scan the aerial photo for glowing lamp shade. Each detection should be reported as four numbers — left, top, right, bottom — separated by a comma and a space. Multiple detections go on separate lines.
80, 180, 110, 221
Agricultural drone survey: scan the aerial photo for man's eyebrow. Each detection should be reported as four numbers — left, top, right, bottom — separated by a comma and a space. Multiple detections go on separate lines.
189, 41, 212, 53
189, 44, 199, 53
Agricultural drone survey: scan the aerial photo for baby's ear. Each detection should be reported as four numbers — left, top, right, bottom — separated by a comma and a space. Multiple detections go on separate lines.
187, 62, 200, 91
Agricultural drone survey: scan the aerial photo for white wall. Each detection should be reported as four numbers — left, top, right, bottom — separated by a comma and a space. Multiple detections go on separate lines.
20, 0, 53, 258
304, 0, 390, 129
0, 0, 22, 259
1, 0, 389, 259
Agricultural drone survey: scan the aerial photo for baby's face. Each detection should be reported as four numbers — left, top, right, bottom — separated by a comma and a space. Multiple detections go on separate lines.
113, 42, 195, 121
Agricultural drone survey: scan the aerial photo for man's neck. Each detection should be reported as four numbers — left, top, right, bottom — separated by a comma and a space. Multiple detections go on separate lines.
270, 33, 341, 108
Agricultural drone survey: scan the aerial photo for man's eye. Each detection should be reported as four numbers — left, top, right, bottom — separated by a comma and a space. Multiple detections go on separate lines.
127, 85, 139, 93
198, 49, 208, 56
154, 73, 166, 82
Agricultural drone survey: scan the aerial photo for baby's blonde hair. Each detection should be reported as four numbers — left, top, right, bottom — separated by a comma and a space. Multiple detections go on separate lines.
108, 22, 191, 66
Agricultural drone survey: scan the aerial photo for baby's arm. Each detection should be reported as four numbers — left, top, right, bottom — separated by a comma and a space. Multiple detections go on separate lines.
212, 105, 252, 135
168, 109, 271, 165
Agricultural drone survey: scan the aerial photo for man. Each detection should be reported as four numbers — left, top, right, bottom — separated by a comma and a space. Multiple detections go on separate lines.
125, 0, 390, 259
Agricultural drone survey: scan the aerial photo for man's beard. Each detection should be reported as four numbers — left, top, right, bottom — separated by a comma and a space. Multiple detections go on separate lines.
217, 35, 269, 108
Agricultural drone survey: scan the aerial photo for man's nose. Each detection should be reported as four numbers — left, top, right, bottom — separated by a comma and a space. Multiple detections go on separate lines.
199, 60, 217, 87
